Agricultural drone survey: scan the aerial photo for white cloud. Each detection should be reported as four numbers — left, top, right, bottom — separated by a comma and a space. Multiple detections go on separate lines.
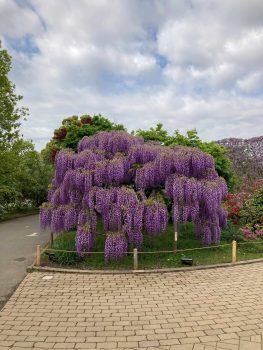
158, 19, 224, 68
0, 0, 262, 150
0, 0, 42, 37
237, 72, 263, 93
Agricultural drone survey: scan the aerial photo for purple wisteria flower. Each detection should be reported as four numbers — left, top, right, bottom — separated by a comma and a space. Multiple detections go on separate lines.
76, 224, 96, 257
105, 232, 128, 262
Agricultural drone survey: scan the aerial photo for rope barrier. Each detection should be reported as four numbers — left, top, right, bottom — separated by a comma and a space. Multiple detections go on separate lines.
43, 248, 133, 255
35, 240, 263, 268
237, 241, 263, 246
42, 243, 232, 255
137, 244, 232, 254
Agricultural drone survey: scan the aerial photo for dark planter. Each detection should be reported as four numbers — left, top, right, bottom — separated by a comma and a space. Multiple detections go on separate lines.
45, 251, 57, 262
181, 258, 193, 266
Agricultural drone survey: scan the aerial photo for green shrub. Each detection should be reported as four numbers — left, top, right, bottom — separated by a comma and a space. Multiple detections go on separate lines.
240, 186, 263, 225
220, 220, 241, 242
47, 231, 80, 265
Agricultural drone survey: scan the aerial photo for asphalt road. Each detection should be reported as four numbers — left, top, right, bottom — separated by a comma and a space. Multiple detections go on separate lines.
0, 214, 50, 309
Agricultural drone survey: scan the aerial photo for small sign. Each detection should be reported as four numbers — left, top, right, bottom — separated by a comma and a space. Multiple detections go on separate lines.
42, 275, 53, 280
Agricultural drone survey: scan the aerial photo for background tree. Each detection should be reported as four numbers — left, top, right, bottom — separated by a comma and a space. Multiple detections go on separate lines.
0, 42, 52, 217
0, 41, 28, 144
42, 114, 126, 163
218, 136, 263, 189
133, 123, 168, 143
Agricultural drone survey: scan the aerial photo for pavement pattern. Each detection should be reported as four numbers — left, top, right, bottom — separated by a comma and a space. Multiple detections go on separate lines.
0, 214, 49, 309
1, 263, 263, 349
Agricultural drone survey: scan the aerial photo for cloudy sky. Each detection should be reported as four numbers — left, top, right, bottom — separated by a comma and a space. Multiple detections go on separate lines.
1, 0, 263, 150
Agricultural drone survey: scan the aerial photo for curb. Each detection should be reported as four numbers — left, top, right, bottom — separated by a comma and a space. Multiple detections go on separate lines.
27, 240, 51, 273
28, 258, 263, 275
0, 210, 39, 223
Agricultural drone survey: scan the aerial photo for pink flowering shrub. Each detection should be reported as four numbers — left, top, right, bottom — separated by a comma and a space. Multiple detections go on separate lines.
240, 224, 263, 240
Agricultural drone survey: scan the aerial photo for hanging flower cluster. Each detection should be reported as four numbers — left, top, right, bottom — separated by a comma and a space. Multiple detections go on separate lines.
144, 199, 168, 236
123, 202, 144, 248
165, 174, 228, 245
105, 232, 128, 261
76, 224, 96, 257
40, 130, 228, 261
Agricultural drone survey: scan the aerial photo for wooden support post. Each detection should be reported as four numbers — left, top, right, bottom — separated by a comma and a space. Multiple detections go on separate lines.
174, 222, 179, 253
36, 245, 41, 267
232, 240, 236, 263
50, 231, 54, 246
174, 230, 178, 253
133, 248, 138, 270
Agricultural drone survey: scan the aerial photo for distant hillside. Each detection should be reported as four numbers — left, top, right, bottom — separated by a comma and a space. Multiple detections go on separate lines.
217, 136, 263, 186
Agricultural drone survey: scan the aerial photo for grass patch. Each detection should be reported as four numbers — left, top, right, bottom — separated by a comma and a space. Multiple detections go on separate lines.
41, 218, 263, 269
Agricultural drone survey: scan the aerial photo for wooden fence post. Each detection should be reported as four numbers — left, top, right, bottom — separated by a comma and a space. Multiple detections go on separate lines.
174, 222, 179, 253
232, 240, 236, 263
133, 248, 138, 270
36, 245, 41, 267
174, 230, 178, 253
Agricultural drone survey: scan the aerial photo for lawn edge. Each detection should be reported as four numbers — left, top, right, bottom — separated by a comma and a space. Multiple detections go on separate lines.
28, 258, 263, 274
0, 209, 39, 223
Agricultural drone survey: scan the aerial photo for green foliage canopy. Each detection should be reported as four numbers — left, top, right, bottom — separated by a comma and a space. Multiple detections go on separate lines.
0, 42, 52, 216
42, 114, 126, 163
0, 42, 28, 145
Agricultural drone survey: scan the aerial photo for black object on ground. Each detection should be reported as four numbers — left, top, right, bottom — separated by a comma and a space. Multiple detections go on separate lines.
181, 258, 193, 266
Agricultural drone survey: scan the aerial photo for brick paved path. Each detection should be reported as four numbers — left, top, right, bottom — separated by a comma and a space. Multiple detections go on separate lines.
1, 263, 263, 349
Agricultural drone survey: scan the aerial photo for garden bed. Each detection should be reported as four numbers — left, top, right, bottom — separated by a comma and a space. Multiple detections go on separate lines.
40, 221, 263, 270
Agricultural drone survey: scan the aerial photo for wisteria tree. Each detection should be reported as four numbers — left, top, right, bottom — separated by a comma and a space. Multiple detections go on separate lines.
40, 131, 228, 262
218, 136, 263, 187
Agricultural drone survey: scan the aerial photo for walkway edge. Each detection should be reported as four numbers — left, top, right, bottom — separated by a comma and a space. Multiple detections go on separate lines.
28, 258, 263, 274
0, 210, 39, 223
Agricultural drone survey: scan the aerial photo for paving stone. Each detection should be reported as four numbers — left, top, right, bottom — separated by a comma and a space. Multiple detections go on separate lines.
239, 340, 261, 350
0, 263, 263, 349
216, 342, 238, 350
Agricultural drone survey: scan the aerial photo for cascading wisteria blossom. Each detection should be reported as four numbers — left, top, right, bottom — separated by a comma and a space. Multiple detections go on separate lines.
75, 149, 105, 169
78, 209, 97, 232
47, 184, 56, 202
105, 232, 128, 261
128, 144, 161, 165
165, 172, 228, 244
50, 206, 65, 234
78, 131, 143, 154
63, 206, 78, 231
76, 224, 95, 257
54, 149, 75, 185
144, 200, 168, 236
40, 203, 53, 230
40, 130, 228, 262
123, 202, 144, 248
